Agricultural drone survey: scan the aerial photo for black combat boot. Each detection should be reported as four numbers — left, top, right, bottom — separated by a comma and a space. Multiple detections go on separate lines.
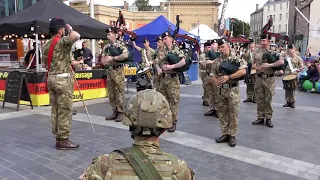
290, 102, 295, 108
115, 112, 123, 122
243, 98, 253, 103
229, 136, 236, 147
283, 102, 291, 107
252, 118, 264, 125
215, 135, 229, 143
72, 109, 77, 115
203, 101, 209, 106
105, 111, 118, 120
252, 97, 256, 103
168, 124, 176, 132
265, 119, 274, 128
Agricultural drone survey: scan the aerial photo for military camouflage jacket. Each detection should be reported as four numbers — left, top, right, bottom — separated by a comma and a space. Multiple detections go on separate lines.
253, 47, 283, 74
156, 45, 185, 73
285, 54, 303, 74
140, 47, 155, 68
211, 53, 247, 84
42, 36, 74, 75
78, 141, 194, 180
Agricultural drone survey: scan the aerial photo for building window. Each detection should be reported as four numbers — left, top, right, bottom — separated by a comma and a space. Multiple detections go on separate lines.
280, 14, 282, 21
268, 6, 270, 12
267, 15, 269, 20
285, 24, 287, 33
273, 15, 275, 20
280, 3, 282, 10
273, 5, 276, 11
279, 25, 281, 32
287, 2, 289, 9
286, 13, 288, 20
273, 26, 274, 32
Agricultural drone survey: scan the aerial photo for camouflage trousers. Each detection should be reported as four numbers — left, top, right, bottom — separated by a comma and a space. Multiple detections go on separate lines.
216, 87, 240, 136
285, 90, 296, 103
209, 82, 218, 111
255, 77, 276, 119
47, 76, 74, 140
153, 75, 161, 91
246, 84, 255, 99
159, 75, 180, 124
201, 72, 211, 104
107, 67, 125, 113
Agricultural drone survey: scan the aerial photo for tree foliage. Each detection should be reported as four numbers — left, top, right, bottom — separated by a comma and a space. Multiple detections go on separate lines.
135, 0, 153, 11
230, 18, 250, 38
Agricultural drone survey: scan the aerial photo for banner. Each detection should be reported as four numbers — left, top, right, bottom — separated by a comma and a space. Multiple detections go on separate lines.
218, 0, 229, 37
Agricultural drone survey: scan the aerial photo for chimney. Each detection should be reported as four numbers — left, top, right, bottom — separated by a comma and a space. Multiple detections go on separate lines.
124, 1, 129, 10
256, 4, 259, 10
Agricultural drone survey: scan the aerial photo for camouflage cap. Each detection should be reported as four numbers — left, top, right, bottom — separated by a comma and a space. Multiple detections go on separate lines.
122, 89, 173, 129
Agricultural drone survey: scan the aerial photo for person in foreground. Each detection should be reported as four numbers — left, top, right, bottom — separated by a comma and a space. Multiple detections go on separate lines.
78, 89, 194, 180
42, 18, 82, 150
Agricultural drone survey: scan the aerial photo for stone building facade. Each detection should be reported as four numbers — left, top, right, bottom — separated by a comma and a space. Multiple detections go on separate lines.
288, 0, 320, 56
250, 4, 264, 42
69, 0, 220, 32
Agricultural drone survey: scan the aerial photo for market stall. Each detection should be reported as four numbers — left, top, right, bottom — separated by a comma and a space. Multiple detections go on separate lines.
0, 69, 107, 106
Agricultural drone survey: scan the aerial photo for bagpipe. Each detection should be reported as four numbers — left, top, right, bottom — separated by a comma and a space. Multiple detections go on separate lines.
261, 17, 289, 42
108, 10, 136, 64
262, 51, 288, 71
165, 15, 200, 72
219, 60, 246, 81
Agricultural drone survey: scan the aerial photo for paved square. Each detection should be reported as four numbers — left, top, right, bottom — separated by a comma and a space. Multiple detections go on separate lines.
0, 78, 319, 180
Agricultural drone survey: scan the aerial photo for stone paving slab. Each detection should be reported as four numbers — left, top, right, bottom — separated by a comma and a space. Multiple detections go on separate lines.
74, 95, 320, 165
0, 115, 310, 180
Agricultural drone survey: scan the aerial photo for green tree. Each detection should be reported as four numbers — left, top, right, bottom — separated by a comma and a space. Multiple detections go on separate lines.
135, 0, 153, 11
230, 18, 250, 38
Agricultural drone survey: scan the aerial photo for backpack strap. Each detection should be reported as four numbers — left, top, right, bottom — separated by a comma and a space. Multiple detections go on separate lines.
114, 146, 163, 180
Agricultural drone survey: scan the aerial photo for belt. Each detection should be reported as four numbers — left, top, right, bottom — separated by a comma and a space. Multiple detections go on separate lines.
162, 73, 178, 78
221, 83, 238, 89
257, 74, 275, 78
50, 73, 71, 77
109, 64, 124, 70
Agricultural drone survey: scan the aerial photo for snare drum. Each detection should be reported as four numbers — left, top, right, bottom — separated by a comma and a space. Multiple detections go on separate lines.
282, 74, 298, 90
137, 67, 152, 80
246, 69, 256, 85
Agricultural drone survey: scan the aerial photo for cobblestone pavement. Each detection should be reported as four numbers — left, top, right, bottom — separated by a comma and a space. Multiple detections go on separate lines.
0, 78, 319, 180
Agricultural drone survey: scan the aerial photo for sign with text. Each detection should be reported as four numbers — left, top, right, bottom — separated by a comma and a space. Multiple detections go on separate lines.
2, 71, 33, 111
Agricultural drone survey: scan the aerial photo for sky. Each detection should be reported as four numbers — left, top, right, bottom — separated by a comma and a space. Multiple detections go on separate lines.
74, 0, 269, 23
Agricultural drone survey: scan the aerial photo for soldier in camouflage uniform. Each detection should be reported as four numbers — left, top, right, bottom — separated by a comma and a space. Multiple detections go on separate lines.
282, 45, 304, 108
153, 36, 165, 91
204, 40, 220, 117
102, 27, 129, 122
155, 31, 186, 132
78, 90, 194, 180
42, 18, 82, 149
252, 34, 284, 128
132, 38, 155, 69
211, 39, 247, 147
199, 42, 212, 106
243, 40, 256, 103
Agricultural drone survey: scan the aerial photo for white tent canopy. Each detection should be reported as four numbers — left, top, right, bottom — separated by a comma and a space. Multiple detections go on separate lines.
189, 24, 219, 43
